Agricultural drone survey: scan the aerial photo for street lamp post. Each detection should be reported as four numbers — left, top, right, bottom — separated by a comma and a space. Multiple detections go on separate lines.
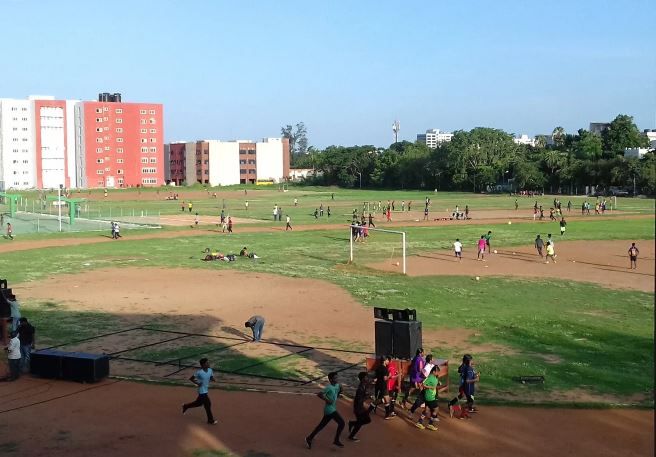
357, 172, 362, 189
58, 184, 63, 232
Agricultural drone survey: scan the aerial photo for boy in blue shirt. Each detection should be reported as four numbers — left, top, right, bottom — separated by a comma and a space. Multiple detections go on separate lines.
305, 372, 345, 449
182, 358, 217, 424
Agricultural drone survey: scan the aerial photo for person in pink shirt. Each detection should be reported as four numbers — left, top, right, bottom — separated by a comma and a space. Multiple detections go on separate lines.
477, 236, 486, 261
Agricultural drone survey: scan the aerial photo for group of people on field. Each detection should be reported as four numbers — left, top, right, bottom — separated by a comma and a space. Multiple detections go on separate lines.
304, 350, 480, 449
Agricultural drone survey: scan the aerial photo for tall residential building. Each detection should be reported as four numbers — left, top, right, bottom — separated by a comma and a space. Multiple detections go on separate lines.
417, 129, 454, 148
165, 137, 290, 186
75, 97, 164, 188
0, 93, 164, 190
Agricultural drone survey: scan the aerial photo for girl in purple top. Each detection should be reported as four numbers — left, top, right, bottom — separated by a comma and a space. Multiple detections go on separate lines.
402, 348, 425, 409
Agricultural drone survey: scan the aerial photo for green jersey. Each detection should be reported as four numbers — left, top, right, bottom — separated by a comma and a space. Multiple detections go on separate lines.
423, 374, 439, 401
323, 383, 340, 415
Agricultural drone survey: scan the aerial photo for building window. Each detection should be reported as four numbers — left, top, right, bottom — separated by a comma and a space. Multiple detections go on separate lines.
149, 118, 156, 124
150, 138, 156, 143
149, 147, 157, 153
141, 138, 147, 143
96, 170, 104, 175
117, 159, 124, 163
248, 170, 256, 174
247, 150, 256, 155
239, 149, 247, 155
96, 118, 102, 122
115, 108, 123, 114
142, 178, 157, 184
117, 138, 124, 143
149, 157, 157, 163
105, 167, 111, 171
140, 128, 147, 133
96, 159, 104, 164
140, 109, 147, 114
141, 158, 149, 164
149, 110, 155, 115
118, 178, 124, 185
105, 146, 110, 151
117, 169, 123, 174
140, 119, 147, 125
117, 148, 124, 153
141, 167, 157, 174
150, 128, 156, 133
95, 127, 103, 132
141, 147, 148, 152
248, 160, 256, 164
116, 128, 123, 133
96, 148, 102, 153
115, 118, 123, 124
96, 108, 103, 113
96, 138, 103, 143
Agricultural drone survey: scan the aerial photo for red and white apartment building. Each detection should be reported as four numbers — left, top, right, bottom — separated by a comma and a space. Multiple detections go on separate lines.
165, 138, 290, 186
0, 93, 164, 190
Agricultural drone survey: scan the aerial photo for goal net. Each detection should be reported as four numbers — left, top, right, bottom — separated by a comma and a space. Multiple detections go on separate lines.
348, 225, 407, 274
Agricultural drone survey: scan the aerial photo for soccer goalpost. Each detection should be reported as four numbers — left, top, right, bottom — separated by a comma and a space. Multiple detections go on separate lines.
349, 225, 407, 274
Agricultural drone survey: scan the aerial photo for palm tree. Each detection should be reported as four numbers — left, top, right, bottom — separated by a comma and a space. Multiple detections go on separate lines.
552, 126, 566, 148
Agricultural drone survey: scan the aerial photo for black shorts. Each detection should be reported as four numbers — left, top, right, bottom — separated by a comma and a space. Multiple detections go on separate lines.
630, 256, 637, 261
425, 399, 438, 410
375, 384, 389, 399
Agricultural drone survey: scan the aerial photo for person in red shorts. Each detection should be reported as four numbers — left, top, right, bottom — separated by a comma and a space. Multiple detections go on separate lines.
386, 356, 400, 419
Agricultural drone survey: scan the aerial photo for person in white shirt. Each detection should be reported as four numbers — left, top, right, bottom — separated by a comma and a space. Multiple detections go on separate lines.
5, 332, 21, 380
422, 354, 436, 378
453, 238, 463, 262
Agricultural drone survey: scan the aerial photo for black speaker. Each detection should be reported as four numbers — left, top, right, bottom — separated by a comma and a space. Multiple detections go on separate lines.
61, 352, 110, 383
391, 308, 417, 321
373, 307, 391, 320
31, 349, 66, 378
392, 321, 422, 360
374, 320, 393, 357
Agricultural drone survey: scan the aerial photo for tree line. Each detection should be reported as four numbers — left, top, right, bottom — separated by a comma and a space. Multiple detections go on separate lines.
289, 114, 655, 195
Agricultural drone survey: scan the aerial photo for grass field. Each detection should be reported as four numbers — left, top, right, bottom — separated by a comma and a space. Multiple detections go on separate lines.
2, 186, 654, 407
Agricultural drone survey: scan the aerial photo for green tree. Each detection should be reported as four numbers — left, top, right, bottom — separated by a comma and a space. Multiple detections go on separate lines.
601, 114, 649, 156
446, 128, 516, 192
552, 126, 566, 148
574, 129, 603, 161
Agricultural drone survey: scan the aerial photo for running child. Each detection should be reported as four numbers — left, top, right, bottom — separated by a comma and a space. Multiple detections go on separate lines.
305, 372, 345, 449
415, 365, 440, 431
182, 358, 217, 425
484, 231, 492, 253
448, 354, 479, 415
560, 217, 567, 235
402, 348, 425, 409
347, 372, 371, 442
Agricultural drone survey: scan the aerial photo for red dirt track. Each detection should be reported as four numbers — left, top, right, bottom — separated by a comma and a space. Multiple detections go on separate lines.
1, 378, 653, 457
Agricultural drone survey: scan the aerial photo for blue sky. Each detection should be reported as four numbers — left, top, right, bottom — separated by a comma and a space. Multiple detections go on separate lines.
1, 0, 654, 147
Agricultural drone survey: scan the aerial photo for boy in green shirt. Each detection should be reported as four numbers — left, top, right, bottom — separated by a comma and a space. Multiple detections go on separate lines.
306, 372, 345, 448
416, 365, 440, 431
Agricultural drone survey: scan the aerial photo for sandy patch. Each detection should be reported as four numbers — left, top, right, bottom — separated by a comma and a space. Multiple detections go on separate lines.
370, 240, 655, 292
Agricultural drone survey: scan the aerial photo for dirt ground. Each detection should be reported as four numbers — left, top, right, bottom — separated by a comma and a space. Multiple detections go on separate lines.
0, 378, 653, 457
2, 223, 654, 455
370, 240, 655, 292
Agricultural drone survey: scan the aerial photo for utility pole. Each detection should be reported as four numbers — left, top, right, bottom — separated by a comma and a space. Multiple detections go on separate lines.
58, 184, 63, 232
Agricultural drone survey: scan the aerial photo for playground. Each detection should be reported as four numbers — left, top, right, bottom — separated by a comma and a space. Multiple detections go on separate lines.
0, 187, 653, 457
